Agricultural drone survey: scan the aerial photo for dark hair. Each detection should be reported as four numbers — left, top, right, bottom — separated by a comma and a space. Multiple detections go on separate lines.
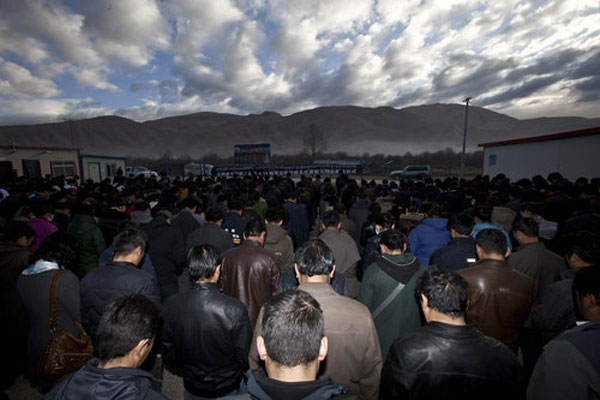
112, 228, 147, 257
133, 201, 149, 212
206, 206, 224, 223
573, 267, 600, 306
33, 201, 54, 218
475, 228, 507, 256
565, 231, 600, 264
321, 210, 340, 228
261, 290, 324, 367
416, 269, 469, 319
244, 217, 266, 237
265, 207, 284, 223
375, 213, 395, 230
188, 244, 221, 281
228, 197, 244, 211
5, 221, 35, 242
180, 196, 198, 210
512, 217, 539, 238
96, 295, 160, 363
295, 239, 335, 276
473, 204, 492, 223
447, 214, 474, 235
423, 202, 445, 218
380, 229, 407, 251
32, 232, 77, 271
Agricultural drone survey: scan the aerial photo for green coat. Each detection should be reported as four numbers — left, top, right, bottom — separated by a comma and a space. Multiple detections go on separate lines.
358, 253, 426, 358
67, 214, 105, 279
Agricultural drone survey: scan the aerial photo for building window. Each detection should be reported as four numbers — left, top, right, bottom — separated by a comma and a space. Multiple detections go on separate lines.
106, 163, 117, 177
489, 154, 497, 166
52, 161, 76, 177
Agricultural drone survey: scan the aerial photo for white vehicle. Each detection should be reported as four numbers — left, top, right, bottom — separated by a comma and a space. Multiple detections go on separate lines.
390, 165, 431, 180
125, 166, 158, 179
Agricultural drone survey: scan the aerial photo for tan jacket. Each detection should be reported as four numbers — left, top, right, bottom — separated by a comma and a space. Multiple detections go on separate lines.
249, 282, 382, 400
458, 259, 534, 353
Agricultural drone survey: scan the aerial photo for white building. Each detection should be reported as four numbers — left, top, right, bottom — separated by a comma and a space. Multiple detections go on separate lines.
0, 145, 81, 180
479, 127, 600, 181
80, 154, 126, 183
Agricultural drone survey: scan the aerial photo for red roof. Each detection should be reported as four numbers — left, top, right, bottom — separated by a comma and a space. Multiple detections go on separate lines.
478, 126, 600, 147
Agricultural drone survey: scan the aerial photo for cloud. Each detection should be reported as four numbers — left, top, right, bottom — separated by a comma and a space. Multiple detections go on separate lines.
0, 59, 61, 97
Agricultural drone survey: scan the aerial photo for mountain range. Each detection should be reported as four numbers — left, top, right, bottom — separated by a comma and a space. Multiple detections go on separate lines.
1, 104, 599, 158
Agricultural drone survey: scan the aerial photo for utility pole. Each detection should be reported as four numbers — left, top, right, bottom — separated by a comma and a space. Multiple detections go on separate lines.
459, 97, 472, 180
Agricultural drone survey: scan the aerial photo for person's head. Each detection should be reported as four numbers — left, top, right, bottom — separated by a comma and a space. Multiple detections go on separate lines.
96, 295, 160, 368
565, 231, 600, 268
244, 216, 266, 244
258, 290, 327, 380
375, 213, 395, 234
205, 206, 224, 224
294, 239, 336, 282
321, 210, 341, 230
180, 196, 198, 212
32, 232, 77, 271
573, 267, 600, 321
265, 207, 284, 225
512, 217, 539, 245
416, 269, 469, 323
112, 228, 147, 266
228, 197, 244, 213
447, 214, 474, 238
475, 228, 509, 260
187, 244, 221, 283
423, 202, 445, 218
4, 221, 35, 247
473, 204, 492, 224
379, 229, 407, 255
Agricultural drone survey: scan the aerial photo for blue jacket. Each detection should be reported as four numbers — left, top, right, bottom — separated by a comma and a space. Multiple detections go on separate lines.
408, 218, 450, 266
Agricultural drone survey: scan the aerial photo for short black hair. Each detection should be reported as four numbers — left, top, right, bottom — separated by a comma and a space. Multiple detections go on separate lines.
96, 295, 160, 363
112, 228, 147, 257
513, 217, 539, 238
321, 210, 340, 228
416, 269, 469, 319
188, 244, 221, 281
265, 207, 284, 223
5, 221, 35, 242
206, 206, 224, 223
475, 228, 507, 256
447, 214, 474, 236
261, 290, 324, 367
473, 204, 492, 223
228, 197, 244, 211
32, 232, 77, 272
380, 229, 407, 251
244, 216, 266, 237
565, 231, 600, 264
375, 213, 395, 230
180, 196, 198, 210
573, 267, 600, 306
295, 239, 335, 276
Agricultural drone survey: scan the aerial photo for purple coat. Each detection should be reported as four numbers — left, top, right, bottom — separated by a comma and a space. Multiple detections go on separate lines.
28, 217, 58, 252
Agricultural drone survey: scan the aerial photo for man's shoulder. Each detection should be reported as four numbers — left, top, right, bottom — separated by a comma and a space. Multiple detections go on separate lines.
303, 284, 372, 317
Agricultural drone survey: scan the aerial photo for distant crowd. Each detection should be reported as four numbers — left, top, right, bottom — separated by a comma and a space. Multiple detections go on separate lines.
0, 169, 599, 399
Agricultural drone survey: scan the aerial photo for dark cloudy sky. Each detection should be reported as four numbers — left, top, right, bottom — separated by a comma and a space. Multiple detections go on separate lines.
0, 0, 599, 125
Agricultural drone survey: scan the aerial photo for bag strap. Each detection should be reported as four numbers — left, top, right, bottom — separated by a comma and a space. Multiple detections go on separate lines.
47, 269, 65, 333
372, 281, 405, 319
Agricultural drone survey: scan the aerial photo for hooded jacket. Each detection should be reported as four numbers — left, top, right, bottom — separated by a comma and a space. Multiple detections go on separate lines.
67, 214, 105, 279
264, 224, 294, 272
43, 358, 166, 399
408, 218, 450, 266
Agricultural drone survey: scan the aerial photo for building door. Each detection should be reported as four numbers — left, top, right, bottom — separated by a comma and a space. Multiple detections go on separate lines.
0, 161, 13, 180
88, 162, 101, 182
22, 160, 41, 179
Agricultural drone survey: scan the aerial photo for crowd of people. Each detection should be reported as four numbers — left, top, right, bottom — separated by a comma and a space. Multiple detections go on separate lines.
0, 169, 598, 399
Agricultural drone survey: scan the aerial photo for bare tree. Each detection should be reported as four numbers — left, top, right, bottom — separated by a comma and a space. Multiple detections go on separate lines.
303, 123, 327, 157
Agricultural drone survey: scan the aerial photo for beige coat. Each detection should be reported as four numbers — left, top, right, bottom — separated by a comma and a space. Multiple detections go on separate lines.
249, 282, 382, 400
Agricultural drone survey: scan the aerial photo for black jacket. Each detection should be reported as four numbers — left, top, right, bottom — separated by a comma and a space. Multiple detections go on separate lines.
429, 237, 476, 270
380, 322, 524, 400
43, 358, 166, 399
80, 261, 161, 343
171, 210, 201, 244
160, 282, 252, 397
142, 217, 186, 301
186, 222, 233, 255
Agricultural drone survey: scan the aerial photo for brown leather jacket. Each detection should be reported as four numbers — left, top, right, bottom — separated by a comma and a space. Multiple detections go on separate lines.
458, 259, 534, 353
221, 240, 281, 328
